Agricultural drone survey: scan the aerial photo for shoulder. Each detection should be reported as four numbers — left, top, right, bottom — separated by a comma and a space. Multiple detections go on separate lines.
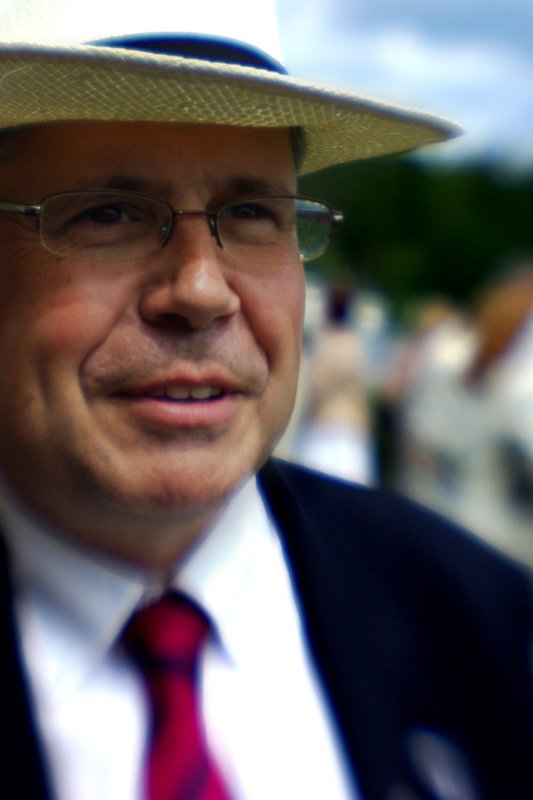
259, 456, 511, 552
259, 456, 484, 552
258, 458, 532, 619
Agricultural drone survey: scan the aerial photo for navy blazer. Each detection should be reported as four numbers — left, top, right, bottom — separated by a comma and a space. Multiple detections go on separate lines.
2, 458, 533, 799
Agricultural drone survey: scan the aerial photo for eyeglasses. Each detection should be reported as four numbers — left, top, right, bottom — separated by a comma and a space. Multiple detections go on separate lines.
0, 190, 343, 265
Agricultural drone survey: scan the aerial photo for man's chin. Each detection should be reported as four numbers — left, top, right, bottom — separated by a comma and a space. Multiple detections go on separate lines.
104, 464, 250, 523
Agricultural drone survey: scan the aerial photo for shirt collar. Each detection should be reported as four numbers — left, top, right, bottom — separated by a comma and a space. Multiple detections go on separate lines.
0, 475, 275, 697
174, 475, 280, 664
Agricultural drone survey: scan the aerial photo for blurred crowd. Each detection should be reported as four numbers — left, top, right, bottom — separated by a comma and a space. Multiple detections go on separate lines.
277, 261, 533, 571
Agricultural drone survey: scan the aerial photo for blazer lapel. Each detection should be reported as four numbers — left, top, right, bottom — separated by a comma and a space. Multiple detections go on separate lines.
259, 459, 418, 799
258, 459, 495, 800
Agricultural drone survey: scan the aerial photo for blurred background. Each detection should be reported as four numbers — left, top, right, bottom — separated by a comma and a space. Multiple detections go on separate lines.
274, 0, 533, 570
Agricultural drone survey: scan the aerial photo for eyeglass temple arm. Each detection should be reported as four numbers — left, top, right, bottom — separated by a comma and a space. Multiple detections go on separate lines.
0, 201, 40, 218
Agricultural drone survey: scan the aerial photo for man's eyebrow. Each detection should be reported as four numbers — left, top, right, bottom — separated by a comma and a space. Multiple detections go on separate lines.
89, 175, 161, 193
70, 174, 294, 197
221, 176, 294, 198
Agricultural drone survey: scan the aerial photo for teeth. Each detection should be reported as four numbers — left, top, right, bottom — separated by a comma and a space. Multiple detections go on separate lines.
157, 385, 222, 400
189, 386, 216, 400
166, 386, 192, 400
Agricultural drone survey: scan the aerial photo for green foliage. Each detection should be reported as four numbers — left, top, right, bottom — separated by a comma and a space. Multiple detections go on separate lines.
300, 156, 533, 312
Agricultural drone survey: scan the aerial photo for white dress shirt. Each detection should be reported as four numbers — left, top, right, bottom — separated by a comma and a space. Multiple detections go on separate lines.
0, 477, 359, 799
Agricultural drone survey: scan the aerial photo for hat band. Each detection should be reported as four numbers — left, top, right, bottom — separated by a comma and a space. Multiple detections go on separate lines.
92, 34, 288, 74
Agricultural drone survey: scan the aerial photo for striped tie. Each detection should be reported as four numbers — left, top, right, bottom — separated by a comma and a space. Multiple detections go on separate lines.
124, 593, 230, 800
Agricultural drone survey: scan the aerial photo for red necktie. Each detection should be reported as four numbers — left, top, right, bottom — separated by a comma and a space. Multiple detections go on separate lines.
124, 593, 231, 800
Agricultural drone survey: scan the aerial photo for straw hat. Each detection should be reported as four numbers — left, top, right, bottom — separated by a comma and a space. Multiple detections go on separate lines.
0, 0, 461, 174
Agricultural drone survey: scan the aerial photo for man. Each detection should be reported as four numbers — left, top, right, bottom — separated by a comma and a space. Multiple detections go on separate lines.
0, 4, 531, 800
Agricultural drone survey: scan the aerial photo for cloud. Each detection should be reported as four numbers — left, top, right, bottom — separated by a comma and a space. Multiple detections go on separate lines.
337, 0, 533, 55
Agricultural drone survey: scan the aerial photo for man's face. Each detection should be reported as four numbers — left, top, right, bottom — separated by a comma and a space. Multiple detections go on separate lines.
0, 121, 304, 564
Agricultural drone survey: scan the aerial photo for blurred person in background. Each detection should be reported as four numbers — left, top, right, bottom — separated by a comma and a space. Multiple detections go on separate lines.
292, 285, 376, 484
387, 264, 533, 569
383, 298, 475, 501
0, 2, 531, 800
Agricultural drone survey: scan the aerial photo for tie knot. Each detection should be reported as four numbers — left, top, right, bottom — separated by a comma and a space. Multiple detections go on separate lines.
124, 593, 211, 673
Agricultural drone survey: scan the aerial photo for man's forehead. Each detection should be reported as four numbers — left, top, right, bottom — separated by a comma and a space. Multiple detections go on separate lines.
3, 120, 294, 155
0, 121, 297, 195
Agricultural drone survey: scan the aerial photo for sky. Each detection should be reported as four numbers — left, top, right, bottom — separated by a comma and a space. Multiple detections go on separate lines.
275, 0, 533, 168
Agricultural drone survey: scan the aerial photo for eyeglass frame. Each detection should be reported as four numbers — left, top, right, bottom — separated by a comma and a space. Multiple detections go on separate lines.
0, 190, 344, 263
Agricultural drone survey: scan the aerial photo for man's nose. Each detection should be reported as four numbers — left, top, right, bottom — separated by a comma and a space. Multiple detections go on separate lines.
138, 217, 241, 330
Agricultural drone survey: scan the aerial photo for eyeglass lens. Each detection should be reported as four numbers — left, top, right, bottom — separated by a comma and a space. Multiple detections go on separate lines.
38, 192, 335, 263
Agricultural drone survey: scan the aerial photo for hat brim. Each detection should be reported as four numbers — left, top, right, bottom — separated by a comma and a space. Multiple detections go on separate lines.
0, 42, 462, 174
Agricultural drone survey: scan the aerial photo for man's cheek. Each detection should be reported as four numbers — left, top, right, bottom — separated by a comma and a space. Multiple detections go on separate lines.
31, 286, 126, 361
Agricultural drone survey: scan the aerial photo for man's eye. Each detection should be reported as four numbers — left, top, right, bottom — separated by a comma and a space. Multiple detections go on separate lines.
226, 201, 285, 227
71, 203, 134, 226
229, 202, 268, 218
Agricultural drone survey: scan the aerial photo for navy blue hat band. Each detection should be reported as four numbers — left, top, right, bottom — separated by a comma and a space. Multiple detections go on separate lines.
93, 34, 288, 75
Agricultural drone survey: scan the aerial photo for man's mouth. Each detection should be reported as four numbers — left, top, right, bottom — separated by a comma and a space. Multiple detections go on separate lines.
108, 379, 241, 428
143, 385, 225, 402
